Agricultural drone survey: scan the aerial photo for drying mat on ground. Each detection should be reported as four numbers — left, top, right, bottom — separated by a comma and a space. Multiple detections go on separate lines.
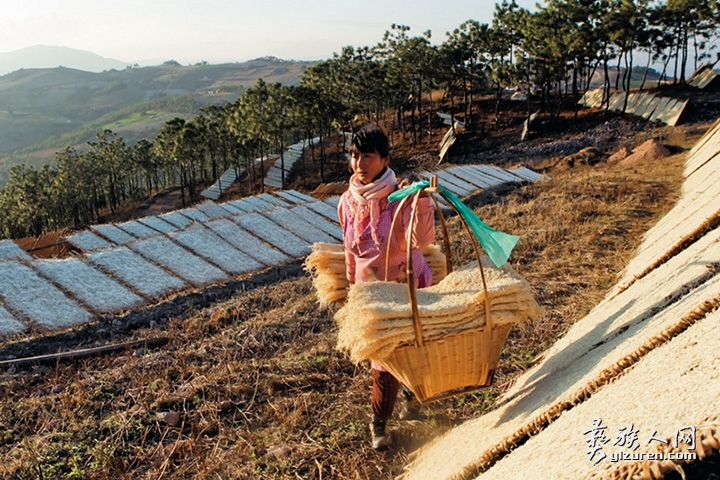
137, 215, 177, 235
233, 212, 310, 257
289, 205, 343, 241
399, 226, 720, 480
169, 223, 264, 276
66, 230, 113, 252
265, 208, 338, 245
33, 257, 146, 314
128, 235, 229, 288
174, 207, 209, 223
116, 220, 157, 239
91, 224, 135, 245
304, 243, 449, 307
86, 246, 187, 299
0, 304, 28, 335
158, 211, 194, 229
474, 308, 720, 480
305, 200, 342, 223
335, 257, 542, 364
204, 219, 291, 267
614, 123, 720, 293
134, 217, 180, 235
0, 239, 32, 261
684, 119, 720, 177
0, 260, 93, 331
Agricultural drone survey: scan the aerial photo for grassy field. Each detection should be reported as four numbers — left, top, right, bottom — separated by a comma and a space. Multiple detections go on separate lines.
101, 111, 169, 129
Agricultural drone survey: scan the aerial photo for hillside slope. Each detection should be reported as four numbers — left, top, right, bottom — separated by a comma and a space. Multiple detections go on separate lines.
0, 103, 707, 478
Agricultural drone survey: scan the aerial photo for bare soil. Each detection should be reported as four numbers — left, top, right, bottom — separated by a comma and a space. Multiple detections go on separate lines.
1, 89, 719, 479
132, 186, 185, 219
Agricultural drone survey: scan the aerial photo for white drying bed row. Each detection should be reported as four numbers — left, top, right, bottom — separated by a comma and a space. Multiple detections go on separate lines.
201, 165, 243, 200
290, 205, 343, 240
204, 219, 291, 266
0, 164, 545, 337
91, 223, 136, 245
130, 235, 230, 288
264, 138, 317, 189
86, 246, 188, 299
115, 220, 157, 239
402, 197, 720, 480
265, 208, 339, 245
0, 260, 93, 331
401, 129, 720, 480
0, 303, 26, 335
137, 215, 177, 234
234, 212, 310, 257
33, 257, 145, 313
477, 308, 720, 480
169, 223, 264, 276
0, 191, 339, 335
578, 89, 688, 126
0, 239, 32, 261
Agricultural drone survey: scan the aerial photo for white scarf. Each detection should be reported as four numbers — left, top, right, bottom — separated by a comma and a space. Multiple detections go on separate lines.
347, 167, 397, 249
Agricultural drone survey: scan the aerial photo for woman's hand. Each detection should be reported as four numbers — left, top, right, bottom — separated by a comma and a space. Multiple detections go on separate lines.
398, 173, 429, 196
398, 173, 421, 189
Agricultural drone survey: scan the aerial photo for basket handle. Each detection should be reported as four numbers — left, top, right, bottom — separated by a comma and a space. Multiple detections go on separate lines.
440, 190, 494, 367
385, 176, 493, 352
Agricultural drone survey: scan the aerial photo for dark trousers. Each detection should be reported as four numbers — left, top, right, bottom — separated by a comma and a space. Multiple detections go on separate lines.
371, 369, 399, 422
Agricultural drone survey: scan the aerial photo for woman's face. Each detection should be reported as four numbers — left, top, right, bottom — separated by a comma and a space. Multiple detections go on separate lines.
351, 150, 389, 184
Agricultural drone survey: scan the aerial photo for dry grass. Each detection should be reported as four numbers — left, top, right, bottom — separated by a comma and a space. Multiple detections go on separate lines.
0, 119, 701, 479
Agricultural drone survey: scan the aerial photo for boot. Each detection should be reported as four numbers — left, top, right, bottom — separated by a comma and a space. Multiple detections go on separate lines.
399, 387, 421, 420
370, 414, 391, 450
370, 369, 399, 450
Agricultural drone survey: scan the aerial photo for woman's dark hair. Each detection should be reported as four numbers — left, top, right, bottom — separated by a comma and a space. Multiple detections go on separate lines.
350, 124, 390, 158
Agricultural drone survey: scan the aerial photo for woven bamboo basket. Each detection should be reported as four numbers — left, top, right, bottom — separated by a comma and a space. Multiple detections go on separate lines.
380, 176, 512, 403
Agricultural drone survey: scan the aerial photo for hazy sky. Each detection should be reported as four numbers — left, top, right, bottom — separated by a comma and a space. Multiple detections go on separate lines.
0, 0, 538, 65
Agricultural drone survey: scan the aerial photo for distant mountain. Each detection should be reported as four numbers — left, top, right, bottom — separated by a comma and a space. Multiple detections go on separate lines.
0, 45, 130, 76
0, 56, 317, 186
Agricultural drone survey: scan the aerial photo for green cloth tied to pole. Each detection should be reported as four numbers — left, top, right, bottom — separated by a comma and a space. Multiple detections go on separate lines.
389, 180, 519, 268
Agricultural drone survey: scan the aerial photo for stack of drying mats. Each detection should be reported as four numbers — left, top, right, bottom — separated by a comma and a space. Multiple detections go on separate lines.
305, 177, 543, 402
304, 243, 448, 308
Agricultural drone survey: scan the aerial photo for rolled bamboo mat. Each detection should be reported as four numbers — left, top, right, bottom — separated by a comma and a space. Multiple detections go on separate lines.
399, 225, 720, 480
614, 125, 720, 294
304, 243, 449, 307
474, 307, 720, 480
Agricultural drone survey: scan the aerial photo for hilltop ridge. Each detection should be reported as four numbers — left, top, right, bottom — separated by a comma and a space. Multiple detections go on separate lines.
0, 56, 316, 183
0, 45, 130, 76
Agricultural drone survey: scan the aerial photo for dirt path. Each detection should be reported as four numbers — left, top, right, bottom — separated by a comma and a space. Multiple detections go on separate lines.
131, 186, 183, 219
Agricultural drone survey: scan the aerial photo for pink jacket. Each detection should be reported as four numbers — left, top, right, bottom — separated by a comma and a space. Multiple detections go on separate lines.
338, 190, 435, 288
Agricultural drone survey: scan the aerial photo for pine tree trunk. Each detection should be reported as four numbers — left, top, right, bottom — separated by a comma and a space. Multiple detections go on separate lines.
260, 143, 266, 194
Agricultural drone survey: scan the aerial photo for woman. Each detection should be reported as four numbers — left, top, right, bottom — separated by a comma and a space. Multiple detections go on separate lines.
337, 124, 436, 449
